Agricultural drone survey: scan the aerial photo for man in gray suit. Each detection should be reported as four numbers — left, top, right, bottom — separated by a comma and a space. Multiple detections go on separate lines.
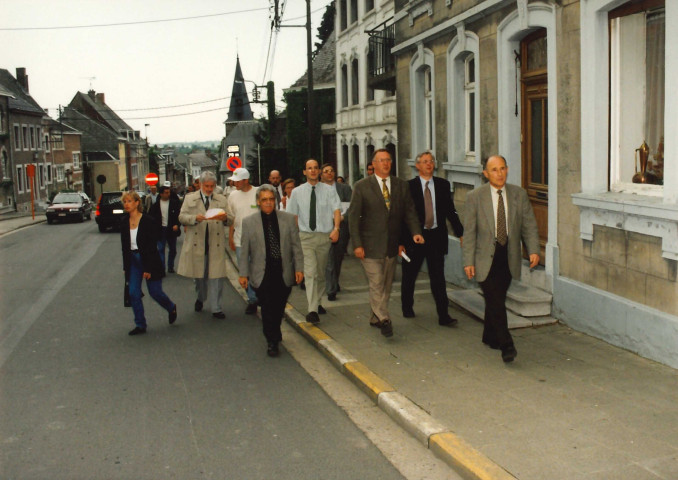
463, 155, 540, 362
239, 185, 304, 357
321, 163, 352, 301
348, 149, 424, 337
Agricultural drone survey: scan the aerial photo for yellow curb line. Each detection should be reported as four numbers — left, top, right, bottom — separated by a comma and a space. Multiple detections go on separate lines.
429, 432, 518, 480
297, 322, 332, 342
343, 361, 395, 403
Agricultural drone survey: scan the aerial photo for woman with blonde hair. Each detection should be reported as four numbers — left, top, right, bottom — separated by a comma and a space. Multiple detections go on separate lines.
120, 191, 177, 335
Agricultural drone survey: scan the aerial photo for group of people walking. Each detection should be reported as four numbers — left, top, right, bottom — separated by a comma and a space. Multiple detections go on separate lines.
119, 149, 539, 363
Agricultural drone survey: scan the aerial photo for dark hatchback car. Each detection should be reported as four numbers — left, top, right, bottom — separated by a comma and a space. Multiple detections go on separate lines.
46, 192, 93, 224
95, 191, 125, 232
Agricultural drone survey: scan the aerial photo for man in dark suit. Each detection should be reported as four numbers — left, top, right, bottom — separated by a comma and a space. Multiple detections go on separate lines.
348, 149, 424, 337
149, 185, 182, 274
239, 185, 304, 357
321, 163, 352, 301
463, 155, 540, 362
400, 151, 464, 326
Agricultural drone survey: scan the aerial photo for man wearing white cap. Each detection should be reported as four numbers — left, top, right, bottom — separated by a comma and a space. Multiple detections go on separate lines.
227, 167, 259, 314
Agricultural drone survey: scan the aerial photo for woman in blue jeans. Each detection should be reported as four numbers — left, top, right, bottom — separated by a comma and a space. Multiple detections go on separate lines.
120, 191, 177, 335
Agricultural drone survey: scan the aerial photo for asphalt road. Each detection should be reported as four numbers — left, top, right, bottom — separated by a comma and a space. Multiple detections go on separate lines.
0, 221, 412, 480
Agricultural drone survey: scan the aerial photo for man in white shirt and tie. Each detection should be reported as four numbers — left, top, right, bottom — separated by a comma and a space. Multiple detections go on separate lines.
286, 159, 341, 324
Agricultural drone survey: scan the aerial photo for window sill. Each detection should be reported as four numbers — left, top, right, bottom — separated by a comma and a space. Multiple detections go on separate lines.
571, 191, 678, 260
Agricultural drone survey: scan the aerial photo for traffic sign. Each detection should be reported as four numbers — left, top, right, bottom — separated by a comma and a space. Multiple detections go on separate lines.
226, 156, 242, 172
145, 172, 159, 186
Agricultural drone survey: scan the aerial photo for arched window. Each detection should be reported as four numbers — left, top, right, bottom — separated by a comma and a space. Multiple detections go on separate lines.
341, 64, 349, 108
351, 58, 360, 105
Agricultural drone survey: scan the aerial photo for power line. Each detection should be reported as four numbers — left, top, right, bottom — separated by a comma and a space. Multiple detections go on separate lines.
114, 96, 230, 112
0, 7, 268, 31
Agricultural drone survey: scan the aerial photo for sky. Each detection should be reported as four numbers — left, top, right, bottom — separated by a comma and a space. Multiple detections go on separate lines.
0, 0, 333, 145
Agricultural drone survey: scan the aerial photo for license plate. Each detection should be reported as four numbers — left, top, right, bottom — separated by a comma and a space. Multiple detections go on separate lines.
58, 213, 66, 217
113, 209, 123, 214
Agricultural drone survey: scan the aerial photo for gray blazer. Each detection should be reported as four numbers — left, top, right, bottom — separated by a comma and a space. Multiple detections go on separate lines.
348, 174, 421, 259
462, 183, 539, 282
238, 210, 304, 288
335, 181, 353, 202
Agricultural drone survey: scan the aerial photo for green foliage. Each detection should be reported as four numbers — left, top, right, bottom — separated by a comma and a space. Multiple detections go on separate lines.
315, 2, 335, 56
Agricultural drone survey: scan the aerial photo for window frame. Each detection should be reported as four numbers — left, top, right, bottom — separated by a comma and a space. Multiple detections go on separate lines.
73, 151, 81, 170
16, 165, 24, 193
13, 124, 20, 151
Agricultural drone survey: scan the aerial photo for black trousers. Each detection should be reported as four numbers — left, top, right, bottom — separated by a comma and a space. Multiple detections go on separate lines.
479, 243, 513, 349
400, 228, 449, 319
254, 264, 291, 344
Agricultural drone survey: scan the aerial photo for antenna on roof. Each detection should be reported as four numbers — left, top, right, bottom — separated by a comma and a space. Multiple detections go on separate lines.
80, 76, 96, 90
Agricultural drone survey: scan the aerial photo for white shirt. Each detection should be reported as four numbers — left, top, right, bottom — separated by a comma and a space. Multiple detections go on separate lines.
286, 182, 341, 233
376, 175, 391, 195
226, 187, 259, 247
159, 199, 169, 227
490, 185, 509, 237
418, 176, 437, 229
130, 227, 139, 250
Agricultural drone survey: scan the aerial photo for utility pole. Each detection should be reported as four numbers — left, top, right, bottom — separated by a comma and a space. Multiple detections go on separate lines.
305, 0, 314, 159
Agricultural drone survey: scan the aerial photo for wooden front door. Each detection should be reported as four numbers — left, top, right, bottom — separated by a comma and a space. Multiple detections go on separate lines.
521, 29, 548, 263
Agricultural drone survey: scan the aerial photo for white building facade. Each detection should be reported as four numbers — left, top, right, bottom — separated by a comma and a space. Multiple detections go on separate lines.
336, 0, 398, 184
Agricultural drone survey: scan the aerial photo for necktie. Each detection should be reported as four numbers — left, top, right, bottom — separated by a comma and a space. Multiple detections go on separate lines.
382, 179, 390, 211
497, 189, 507, 246
275, 187, 282, 207
309, 186, 316, 231
424, 181, 433, 229
203, 195, 210, 254
265, 216, 281, 259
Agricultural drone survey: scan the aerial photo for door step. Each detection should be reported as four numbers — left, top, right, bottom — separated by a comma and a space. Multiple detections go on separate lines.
448, 283, 556, 329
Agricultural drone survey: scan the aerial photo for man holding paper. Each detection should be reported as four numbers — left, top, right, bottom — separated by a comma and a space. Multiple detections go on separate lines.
177, 171, 229, 319
347, 149, 423, 337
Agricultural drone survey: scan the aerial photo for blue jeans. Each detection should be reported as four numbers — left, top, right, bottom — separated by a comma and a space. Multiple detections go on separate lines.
235, 246, 258, 304
157, 226, 177, 271
129, 252, 175, 328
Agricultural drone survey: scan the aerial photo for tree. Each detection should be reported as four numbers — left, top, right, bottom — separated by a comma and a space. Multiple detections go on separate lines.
314, 1, 335, 56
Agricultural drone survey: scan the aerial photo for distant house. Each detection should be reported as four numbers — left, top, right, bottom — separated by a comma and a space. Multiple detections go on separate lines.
60, 107, 128, 196
188, 150, 218, 180
44, 117, 83, 197
67, 90, 149, 193
0, 83, 13, 211
0, 68, 51, 213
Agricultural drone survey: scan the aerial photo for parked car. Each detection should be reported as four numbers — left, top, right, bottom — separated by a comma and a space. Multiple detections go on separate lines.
95, 191, 125, 232
46, 192, 93, 224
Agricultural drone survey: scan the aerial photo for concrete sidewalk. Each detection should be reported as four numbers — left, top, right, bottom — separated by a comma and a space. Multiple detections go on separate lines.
228, 246, 678, 480
0, 212, 45, 236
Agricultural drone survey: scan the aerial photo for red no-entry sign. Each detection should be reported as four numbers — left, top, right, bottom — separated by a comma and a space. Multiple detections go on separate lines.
226, 156, 242, 172
145, 172, 159, 186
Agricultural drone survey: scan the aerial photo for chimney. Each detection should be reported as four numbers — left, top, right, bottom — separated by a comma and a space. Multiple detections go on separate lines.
96, 93, 105, 104
88, 89, 95, 99
16, 68, 28, 92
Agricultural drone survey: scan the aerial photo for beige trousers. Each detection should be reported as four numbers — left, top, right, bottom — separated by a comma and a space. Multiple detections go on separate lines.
299, 232, 331, 313
360, 256, 398, 322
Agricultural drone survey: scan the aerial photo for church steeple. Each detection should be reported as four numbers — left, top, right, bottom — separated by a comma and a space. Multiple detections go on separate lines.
226, 56, 254, 123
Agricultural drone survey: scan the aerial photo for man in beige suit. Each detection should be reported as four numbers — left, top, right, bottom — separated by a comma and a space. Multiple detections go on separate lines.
463, 155, 540, 362
348, 149, 424, 337
177, 171, 229, 319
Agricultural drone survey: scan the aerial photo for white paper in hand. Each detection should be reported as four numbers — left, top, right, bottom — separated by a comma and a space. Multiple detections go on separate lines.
205, 208, 226, 219
400, 251, 411, 262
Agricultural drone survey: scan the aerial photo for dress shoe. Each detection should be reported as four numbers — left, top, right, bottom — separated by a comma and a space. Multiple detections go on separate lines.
439, 315, 458, 327
380, 319, 393, 337
306, 312, 320, 324
128, 326, 147, 336
169, 305, 178, 324
318, 305, 327, 314
194, 299, 203, 312
402, 307, 415, 318
245, 303, 258, 315
327, 293, 337, 301
267, 342, 279, 357
212, 311, 226, 319
502, 345, 518, 363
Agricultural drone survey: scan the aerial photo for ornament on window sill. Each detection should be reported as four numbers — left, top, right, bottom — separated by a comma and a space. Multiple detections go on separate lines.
632, 140, 658, 184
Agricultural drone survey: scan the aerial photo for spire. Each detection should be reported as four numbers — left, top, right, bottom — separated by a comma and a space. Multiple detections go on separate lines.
226, 56, 254, 123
